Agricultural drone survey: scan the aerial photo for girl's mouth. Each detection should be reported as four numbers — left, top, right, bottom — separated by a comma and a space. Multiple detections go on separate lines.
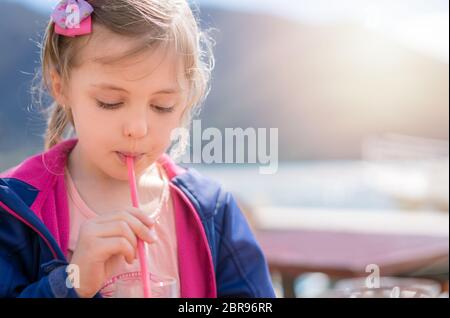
115, 151, 145, 165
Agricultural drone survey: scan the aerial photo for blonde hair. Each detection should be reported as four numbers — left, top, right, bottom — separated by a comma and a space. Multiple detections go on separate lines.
35, 0, 214, 154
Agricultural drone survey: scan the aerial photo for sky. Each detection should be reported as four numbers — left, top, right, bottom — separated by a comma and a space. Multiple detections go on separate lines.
4, 0, 449, 63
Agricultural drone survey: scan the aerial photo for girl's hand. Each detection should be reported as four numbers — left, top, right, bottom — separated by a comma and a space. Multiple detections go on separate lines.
69, 207, 158, 298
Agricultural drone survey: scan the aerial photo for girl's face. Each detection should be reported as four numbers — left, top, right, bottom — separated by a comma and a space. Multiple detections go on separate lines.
54, 25, 188, 182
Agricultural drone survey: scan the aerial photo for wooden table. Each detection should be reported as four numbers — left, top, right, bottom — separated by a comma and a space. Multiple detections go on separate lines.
256, 229, 449, 297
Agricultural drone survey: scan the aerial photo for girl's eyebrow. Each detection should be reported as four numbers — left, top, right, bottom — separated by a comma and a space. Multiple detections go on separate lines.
91, 83, 180, 95
92, 83, 128, 92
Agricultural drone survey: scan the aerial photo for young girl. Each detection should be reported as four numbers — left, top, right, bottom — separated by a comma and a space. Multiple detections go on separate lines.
0, 0, 274, 298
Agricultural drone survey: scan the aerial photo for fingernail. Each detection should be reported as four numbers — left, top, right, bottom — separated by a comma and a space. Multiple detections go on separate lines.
149, 229, 158, 242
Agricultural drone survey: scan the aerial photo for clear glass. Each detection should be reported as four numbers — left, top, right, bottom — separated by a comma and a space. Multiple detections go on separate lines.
320, 287, 435, 298
333, 277, 442, 298
111, 272, 177, 298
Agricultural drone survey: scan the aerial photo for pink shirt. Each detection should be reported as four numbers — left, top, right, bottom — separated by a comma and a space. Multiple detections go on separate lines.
64, 163, 180, 297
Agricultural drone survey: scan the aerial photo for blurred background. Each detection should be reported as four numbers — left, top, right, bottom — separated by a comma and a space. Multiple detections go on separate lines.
0, 0, 448, 298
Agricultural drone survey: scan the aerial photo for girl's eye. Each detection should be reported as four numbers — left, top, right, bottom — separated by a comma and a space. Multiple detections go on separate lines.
96, 100, 123, 110
151, 105, 175, 113
96, 100, 175, 113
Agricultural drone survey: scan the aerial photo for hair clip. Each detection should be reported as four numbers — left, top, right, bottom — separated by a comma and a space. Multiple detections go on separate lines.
51, 0, 94, 37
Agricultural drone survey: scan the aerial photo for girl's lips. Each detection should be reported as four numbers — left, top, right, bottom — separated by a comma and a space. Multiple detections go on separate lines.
115, 151, 145, 165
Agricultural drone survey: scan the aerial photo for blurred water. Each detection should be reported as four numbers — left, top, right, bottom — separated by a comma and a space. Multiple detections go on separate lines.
186, 161, 399, 209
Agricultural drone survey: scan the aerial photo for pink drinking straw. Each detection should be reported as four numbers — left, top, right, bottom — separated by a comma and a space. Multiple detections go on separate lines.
126, 156, 152, 298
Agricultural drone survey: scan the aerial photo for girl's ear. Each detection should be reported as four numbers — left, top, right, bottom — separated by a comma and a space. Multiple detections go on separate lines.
50, 69, 68, 106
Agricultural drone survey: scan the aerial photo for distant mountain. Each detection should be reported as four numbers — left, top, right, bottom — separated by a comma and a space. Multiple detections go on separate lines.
198, 7, 449, 160
0, 2, 448, 170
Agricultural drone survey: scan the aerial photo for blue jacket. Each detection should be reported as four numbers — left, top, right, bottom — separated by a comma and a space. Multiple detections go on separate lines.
0, 139, 275, 298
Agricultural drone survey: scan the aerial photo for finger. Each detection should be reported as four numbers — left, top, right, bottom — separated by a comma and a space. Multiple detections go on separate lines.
125, 207, 158, 228
95, 221, 138, 250
124, 208, 159, 243
95, 209, 156, 228
95, 211, 155, 244
98, 237, 136, 264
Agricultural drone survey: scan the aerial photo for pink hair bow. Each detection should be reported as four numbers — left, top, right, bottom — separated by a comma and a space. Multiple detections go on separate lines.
51, 0, 94, 37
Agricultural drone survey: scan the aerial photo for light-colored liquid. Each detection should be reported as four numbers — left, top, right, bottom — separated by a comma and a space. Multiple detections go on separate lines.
112, 272, 177, 298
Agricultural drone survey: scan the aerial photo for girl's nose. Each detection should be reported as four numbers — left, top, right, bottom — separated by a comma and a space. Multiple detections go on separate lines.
123, 107, 149, 138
